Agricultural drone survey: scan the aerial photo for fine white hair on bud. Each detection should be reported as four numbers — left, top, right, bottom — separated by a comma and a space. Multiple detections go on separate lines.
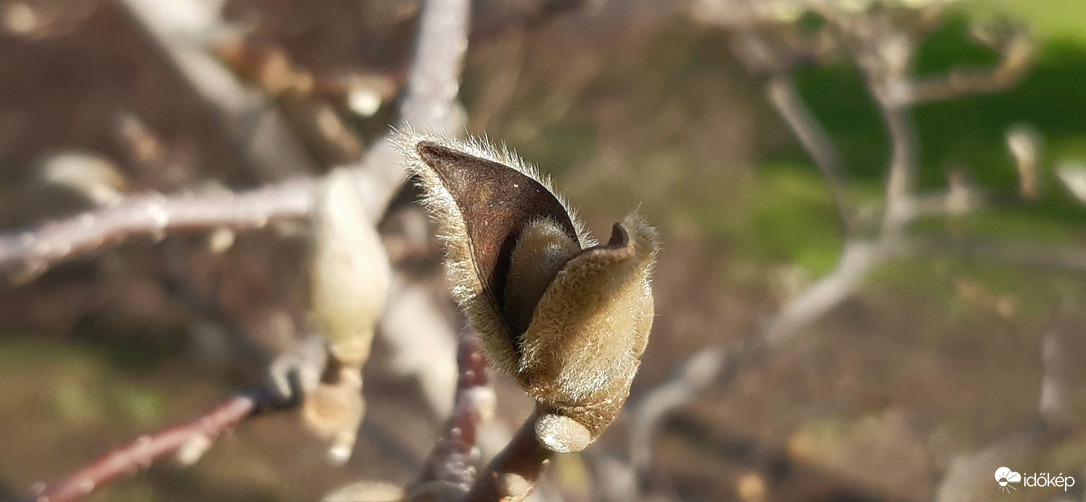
395, 128, 659, 453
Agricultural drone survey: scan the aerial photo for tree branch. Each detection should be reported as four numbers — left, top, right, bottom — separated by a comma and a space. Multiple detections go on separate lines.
33, 390, 282, 502
404, 329, 495, 501
466, 415, 554, 502
116, 0, 318, 180
875, 93, 920, 232
766, 73, 851, 232
0, 180, 316, 283
899, 34, 1033, 106
629, 347, 725, 471
895, 235, 1086, 275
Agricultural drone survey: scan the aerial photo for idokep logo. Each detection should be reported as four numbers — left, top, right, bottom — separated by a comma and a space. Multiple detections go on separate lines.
995, 467, 1021, 493
996, 466, 1076, 493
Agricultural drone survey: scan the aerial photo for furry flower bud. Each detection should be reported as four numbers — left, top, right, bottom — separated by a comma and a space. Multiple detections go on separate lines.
395, 130, 658, 453
309, 169, 391, 369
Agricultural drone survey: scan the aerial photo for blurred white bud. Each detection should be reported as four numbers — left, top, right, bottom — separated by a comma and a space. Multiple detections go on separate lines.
768, 0, 804, 23
207, 227, 237, 253
309, 169, 391, 369
1, 2, 38, 36
1005, 124, 1041, 200
38, 151, 129, 206
348, 89, 383, 118
175, 434, 213, 466
1056, 161, 1086, 205
345, 74, 398, 118
301, 368, 364, 465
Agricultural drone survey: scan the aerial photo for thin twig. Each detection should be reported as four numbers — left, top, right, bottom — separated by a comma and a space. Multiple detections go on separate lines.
629, 348, 725, 470
766, 73, 851, 232
466, 415, 554, 502
349, 0, 472, 220
875, 95, 920, 233
33, 390, 280, 502
115, 0, 317, 180
899, 35, 1033, 106
895, 235, 1086, 275
0, 180, 316, 283
765, 240, 880, 345
405, 329, 495, 501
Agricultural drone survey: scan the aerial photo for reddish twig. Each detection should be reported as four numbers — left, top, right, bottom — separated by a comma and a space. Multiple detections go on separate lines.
33, 390, 277, 502
406, 329, 495, 501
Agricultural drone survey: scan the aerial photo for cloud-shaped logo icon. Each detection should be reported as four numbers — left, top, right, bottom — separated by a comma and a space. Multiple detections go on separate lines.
995, 467, 1022, 493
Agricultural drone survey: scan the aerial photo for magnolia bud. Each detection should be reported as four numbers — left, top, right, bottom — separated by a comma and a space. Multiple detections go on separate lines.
309, 169, 391, 369
395, 130, 659, 453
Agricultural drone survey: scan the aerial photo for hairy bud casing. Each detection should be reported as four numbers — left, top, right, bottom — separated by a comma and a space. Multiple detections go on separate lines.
395, 129, 658, 453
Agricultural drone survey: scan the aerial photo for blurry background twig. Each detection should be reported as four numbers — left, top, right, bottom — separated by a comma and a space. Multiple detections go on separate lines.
34, 389, 277, 502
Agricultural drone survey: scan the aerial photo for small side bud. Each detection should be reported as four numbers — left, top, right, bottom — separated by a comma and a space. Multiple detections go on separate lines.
38, 151, 129, 206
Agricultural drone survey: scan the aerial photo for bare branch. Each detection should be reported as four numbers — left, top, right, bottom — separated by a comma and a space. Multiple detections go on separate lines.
629, 347, 725, 471
899, 34, 1033, 106
115, 0, 317, 179
405, 329, 495, 501
764, 241, 879, 344
875, 96, 920, 232
766, 73, 851, 231
34, 390, 280, 502
0, 180, 316, 283
350, 0, 472, 219
895, 235, 1086, 275
466, 416, 554, 502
